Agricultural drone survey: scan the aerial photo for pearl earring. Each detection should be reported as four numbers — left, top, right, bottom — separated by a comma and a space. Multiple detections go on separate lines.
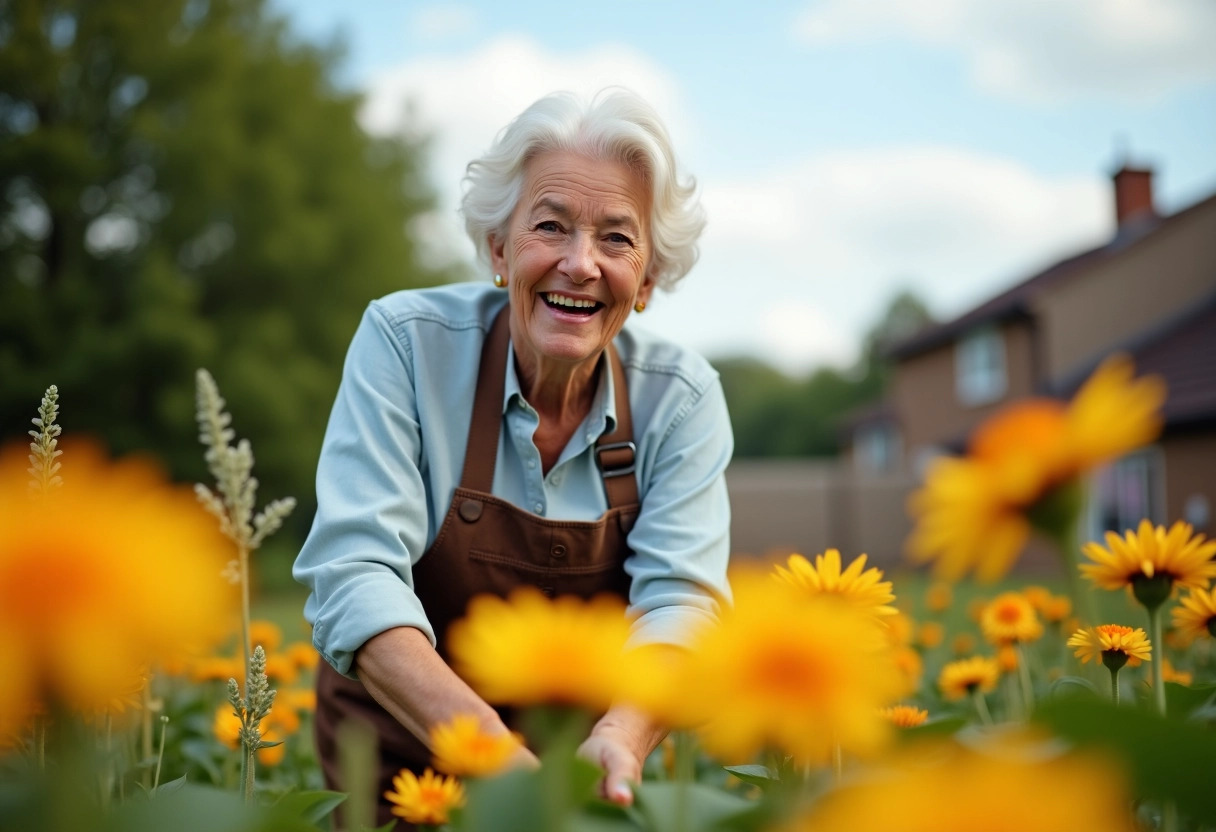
493, 274, 506, 288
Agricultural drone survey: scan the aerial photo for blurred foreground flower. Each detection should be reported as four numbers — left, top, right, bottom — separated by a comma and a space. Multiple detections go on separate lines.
0, 443, 233, 728
1171, 586, 1216, 642
772, 549, 897, 617
879, 705, 928, 728
430, 713, 521, 777
659, 568, 900, 764
907, 356, 1164, 582
938, 657, 999, 702
448, 589, 630, 710
788, 745, 1135, 832
385, 768, 465, 826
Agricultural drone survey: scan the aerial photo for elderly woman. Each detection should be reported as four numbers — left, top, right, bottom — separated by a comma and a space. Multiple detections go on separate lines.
295, 88, 732, 825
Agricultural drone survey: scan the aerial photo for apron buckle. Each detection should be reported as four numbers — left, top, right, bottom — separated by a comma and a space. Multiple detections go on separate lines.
596, 440, 636, 478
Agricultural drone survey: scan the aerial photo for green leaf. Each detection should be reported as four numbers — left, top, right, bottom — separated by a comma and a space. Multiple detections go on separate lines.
1034, 697, 1216, 824
154, 775, 188, 797
258, 740, 285, 750
274, 790, 347, 824
631, 782, 772, 832
721, 765, 777, 788
896, 716, 968, 743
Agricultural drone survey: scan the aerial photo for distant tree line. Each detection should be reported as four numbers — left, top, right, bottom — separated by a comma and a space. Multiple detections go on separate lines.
715, 291, 933, 457
0, 0, 455, 545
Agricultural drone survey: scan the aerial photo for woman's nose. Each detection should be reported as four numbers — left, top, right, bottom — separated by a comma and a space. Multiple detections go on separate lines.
561, 233, 600, 282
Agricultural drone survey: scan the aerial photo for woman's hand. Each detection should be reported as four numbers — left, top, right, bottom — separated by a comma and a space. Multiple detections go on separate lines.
577, 705, 667, 807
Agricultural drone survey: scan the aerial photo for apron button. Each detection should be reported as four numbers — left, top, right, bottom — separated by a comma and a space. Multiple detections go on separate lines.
458, 499, 483, 522
551, 544, 567, 558
540, 586, 556, 598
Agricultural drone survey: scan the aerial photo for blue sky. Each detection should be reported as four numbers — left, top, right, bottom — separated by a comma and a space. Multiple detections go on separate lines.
273, 0, 1216, 373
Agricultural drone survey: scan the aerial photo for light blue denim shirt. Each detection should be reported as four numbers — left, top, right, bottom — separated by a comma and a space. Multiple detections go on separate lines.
294, 282, 734, 677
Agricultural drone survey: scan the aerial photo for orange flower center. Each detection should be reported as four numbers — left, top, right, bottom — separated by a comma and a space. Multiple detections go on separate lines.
996, 604, 1022, 624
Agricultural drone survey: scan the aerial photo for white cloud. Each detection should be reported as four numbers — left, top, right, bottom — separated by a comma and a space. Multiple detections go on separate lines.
794, 0, 1216, 103
360, 35, 684, 267
635, 147, 1109, 374
359, 37, 1112, 375
409, 4, 477, 40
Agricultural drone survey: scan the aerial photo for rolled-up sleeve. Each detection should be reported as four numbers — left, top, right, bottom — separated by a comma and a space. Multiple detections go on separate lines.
625, 374, 733, 648
294, 303, 435, 677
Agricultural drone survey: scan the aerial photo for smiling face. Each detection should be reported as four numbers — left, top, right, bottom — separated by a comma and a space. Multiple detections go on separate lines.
490, 150, 654, 388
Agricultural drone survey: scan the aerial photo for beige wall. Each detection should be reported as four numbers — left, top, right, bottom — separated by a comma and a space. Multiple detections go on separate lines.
1163, 432, 1216, 534
892, 319, 1037, 454
1035, 201, 1216, 383
725, 459, 914, 570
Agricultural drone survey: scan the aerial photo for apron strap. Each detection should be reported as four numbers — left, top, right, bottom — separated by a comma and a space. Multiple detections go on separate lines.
459, 305, 511, 493
459, 305, 640, 509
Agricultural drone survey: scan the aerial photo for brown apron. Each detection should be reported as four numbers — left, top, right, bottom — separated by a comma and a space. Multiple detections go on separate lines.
314, 307, 640, 828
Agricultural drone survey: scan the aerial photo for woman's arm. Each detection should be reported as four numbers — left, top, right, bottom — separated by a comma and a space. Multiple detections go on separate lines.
356, 626, 538, 766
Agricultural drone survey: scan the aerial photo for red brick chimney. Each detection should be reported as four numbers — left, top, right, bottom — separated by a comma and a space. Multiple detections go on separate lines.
1112, 165, 1155, 226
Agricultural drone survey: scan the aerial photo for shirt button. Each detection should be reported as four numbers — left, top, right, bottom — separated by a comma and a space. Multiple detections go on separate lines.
527, 459, 536, 469
534, 502, 544, 513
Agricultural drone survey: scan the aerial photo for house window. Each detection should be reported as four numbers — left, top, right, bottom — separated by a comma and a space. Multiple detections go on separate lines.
955, 327, 1007, 407
855, 423, 901, 473
1086, 449, 1163, 542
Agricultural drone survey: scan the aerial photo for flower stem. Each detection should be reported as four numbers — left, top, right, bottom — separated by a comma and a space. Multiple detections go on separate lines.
141, 684, 154, 789
238, 541, 252, 697
971, 689, 994, 726
153, 715, 169, 792
1108, 668, 1120, 705
243, 747, 256, 803
1015, 643, 1035, 716
832, 743, 843, 783
1147, 606, 1166, 717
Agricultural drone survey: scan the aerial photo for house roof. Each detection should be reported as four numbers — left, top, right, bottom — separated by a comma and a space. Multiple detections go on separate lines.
1053, 292, 1216, 430
888, 191, 1216, 360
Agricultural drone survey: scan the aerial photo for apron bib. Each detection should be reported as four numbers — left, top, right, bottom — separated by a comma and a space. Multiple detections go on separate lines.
314, 307, 640, 828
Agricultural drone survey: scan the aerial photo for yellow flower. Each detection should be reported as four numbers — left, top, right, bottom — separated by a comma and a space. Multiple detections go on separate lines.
1171, 586, 1216, 642
997, 644, 1019, 672
908, 356, 1164, 582
880, 705, 928, 728
885, 611, 915, 647
787, 746, 1136, 832
430, 714, 521, 777
951, 633, 976, 655
1067, 625, 1152, 668
925, 581, 953, 614
1080, 520, 1216, 595
916, 621, 944, 649
0, 444, 234, 725
1161, 659, 1192, 686
278, 687, 317, 713
938, 657, 1000, 701
448, 589, 630, 710
248, 620, 284, 653
1023, 585, 1051, 610
980, 593, 1043, 645
385, 768, 465, 826
668, 568, 900, 764
286, 641, 320, 672
890, 647, 924, 699
772, 549, 897, 617
1041, 595, 1072, 624
186, 656, 245, 684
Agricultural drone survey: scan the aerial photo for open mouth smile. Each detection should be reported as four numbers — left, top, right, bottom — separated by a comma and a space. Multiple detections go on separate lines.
542, 292, 604, 316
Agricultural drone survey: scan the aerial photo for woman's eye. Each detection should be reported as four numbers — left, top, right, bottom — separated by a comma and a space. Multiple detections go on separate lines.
607, 232, 634, 246
536, 221, 561, 233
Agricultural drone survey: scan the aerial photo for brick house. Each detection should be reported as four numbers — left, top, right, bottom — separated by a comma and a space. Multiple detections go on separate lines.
857, 166, 1216, 550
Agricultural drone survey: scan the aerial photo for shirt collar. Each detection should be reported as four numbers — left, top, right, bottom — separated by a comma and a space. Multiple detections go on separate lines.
502, 341, 618, 438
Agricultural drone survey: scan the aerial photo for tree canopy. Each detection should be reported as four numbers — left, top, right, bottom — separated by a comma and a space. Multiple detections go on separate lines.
0, 0, 453, 525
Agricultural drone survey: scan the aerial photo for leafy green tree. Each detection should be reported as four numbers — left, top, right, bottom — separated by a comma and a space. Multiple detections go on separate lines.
0, 0, 453, 532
